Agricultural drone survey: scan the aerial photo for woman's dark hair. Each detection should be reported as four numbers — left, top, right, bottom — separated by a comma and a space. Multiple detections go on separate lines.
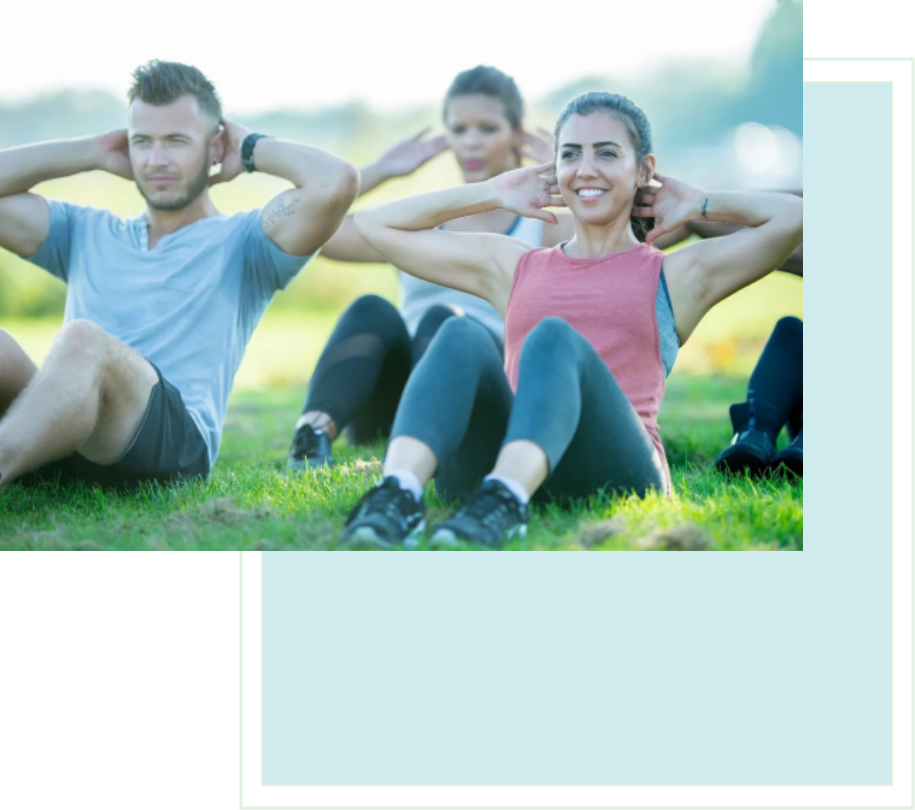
554, 92, 654, 242
443, 65, 524, 129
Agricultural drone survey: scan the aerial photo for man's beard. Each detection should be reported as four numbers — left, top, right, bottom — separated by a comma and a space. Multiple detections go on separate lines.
137, 158, 210, 212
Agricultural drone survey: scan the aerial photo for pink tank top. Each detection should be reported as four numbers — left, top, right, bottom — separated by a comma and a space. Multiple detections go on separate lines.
504, 242, 671, 490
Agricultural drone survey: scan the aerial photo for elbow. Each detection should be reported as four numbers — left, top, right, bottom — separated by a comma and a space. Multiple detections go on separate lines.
302, 160, 359, 208
337, 161, 360, 204
324, 160, 359, 208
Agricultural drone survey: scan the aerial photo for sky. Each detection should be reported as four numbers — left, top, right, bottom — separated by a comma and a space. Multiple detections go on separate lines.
3, 0, 779, 114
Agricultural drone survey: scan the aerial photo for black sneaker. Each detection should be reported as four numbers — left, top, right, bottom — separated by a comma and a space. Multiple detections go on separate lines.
429, 480, 529, 549
714, 400, 777, 476
771, 430, 803, 477
342, 477, 425, 550
715, 429, 776, 476
287, 424, 333, 471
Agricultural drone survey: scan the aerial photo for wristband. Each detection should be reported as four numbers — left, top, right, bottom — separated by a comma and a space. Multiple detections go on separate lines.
241, 133, 271, 173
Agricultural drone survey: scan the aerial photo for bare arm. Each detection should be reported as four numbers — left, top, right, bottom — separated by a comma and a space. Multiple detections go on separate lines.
0, 133, 131, 257
317, 215, 387, 262
353, 163, 562, 314
213, 121, 358, 257
312, 129, 450, 264
636, 175, 803, 341
685, 212, 803, 277
254, 140, 359, 257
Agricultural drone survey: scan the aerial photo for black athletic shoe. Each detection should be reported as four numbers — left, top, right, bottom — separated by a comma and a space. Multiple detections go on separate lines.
715, 400, 778, 476
430, 479, 529, 549
287, 424, 333, 471
771, 430, 803, 477
342, 477, 425, 550
715, 429, 776, 476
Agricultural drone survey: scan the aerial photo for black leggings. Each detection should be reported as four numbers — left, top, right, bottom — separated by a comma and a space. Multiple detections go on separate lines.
302, 295, 494, 444
391, 317, 667, 502
743, 316, 803, 440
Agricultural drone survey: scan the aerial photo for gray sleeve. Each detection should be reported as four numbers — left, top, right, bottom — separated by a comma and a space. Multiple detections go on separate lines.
25, 199, 81, 282
242, 209, 316, 294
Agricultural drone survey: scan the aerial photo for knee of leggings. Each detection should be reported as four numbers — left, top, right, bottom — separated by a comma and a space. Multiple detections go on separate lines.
344, 294, 400, 324
522, 317, 579, 359
428, 315, 493, 358
414, 304, 460, 340
773, 315, 803, 339
341, 294, 405, 342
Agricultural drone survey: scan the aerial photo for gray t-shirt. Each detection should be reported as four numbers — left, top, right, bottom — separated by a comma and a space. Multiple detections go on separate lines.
27, 200, 314, 466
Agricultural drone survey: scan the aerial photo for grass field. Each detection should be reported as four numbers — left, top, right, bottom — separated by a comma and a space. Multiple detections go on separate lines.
0, 313, 803, 552
0, 177, 803, 551
0, 375, 802, 551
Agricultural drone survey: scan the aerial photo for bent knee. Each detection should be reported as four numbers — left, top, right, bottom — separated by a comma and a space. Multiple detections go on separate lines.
429, 315, 493, 356
521, 317, 580, 358
50, 320, 129, 374
345, 294, 400, 323
415, 304, 460, 336
773, 315, 803, 337
53, 319, 111, 355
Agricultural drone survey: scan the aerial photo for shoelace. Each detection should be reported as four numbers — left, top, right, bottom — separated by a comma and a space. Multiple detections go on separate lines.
353, 480, 416, 527
458, 487, 517, 527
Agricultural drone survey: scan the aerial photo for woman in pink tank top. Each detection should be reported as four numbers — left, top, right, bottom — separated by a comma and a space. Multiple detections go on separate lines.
338, 92, 803, 550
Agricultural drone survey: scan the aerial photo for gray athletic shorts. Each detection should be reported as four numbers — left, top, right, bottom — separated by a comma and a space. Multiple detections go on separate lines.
19, 362, 209, 490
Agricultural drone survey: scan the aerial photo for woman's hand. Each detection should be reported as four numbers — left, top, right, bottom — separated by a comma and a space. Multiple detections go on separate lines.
632, 172, 707, 245
519, 126, 555, 165
487, 162, 565, 224
372, 128, 450, 179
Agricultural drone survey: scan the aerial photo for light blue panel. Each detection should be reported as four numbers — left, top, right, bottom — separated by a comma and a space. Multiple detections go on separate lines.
261, 82, 891, 786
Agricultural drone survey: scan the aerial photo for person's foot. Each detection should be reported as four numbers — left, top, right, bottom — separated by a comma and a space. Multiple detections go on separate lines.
287, 424, 333, 471
429, 479, 529, 549
715, 428, 776, 476
342, 477, 425, 550
771, 429, 803, 477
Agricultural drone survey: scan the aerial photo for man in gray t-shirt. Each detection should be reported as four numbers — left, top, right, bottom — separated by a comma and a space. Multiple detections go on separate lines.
0, 60, 358, 490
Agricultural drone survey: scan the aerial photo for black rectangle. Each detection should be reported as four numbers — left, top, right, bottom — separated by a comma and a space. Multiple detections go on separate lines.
893, 551, 912, 807
241, 551, 262, 807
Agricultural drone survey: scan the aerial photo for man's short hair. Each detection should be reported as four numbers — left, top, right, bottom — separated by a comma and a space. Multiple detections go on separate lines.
128, 60, 223, 124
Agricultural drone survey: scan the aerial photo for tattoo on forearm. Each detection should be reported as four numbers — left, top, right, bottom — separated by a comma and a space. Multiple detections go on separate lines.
700, 197, 709, 219
263, 196, 302, 230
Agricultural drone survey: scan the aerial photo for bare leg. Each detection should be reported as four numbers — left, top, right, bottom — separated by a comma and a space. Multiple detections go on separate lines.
295, 410, 339, 440
382, 435, 437, 484
0, 319, 158, 488
0, 328, 38, 419
490, 439, 549, 496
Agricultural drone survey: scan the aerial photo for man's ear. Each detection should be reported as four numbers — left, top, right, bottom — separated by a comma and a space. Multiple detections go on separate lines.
210, 126, 227, 165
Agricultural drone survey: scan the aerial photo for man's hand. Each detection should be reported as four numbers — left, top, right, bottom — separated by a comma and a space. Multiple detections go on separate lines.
209, 120, 251, 186
95, 130, 134, 180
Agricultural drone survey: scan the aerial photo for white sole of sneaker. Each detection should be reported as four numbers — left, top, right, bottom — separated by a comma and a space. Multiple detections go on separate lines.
344, 520, 426, 551
429, 523, 527, 550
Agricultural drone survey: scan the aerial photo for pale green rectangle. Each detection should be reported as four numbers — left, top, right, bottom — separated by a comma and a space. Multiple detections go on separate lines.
263, 785, 892, 810
890, 74, 915, 551
239, 11, 915, 810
